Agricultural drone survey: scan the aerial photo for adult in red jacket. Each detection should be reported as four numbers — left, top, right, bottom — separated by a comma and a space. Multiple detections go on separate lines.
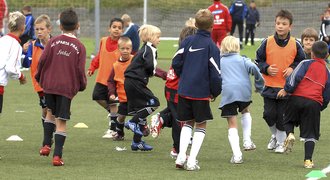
0, 0, 8, 36
208, 0, 232, 46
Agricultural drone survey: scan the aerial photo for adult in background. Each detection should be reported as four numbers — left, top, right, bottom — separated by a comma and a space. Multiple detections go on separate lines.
230, 0, 247, 49
208, 0, 232, 47
121, 14, 140, 55
0, 0, 7, 37
245, 0, 259, 46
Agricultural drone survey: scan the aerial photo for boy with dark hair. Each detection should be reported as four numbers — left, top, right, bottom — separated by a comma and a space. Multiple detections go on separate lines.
35, 8, 87, 166
173, 9, 221, 171
20, 5, 35, 46
255, 9, 305, 153
301, 27, 319, 59
277, 41, 330, 168
87, 18, 123, 139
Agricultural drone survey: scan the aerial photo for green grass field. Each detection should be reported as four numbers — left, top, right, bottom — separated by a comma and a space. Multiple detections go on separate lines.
0, 40, 330, 180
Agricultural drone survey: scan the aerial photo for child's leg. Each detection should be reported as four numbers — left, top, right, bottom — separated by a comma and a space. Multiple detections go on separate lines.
241, 108, 252, 146
0, 94, 3, 113
304, 139, 316, 161
42, 109, 56, 147
115, 115, 126, 137
251, 26, 255, 45
109, 104, 118, 132
177, 121, 194, 163
227, 116, 242, 160
168, 102, 180, 153
53, 118, 66, 158
245, 26, 249, 45
187, 121, 206, 166
274, 100, 288, 153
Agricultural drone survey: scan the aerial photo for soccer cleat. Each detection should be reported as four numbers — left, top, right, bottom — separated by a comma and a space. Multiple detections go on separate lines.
175, 154, 187, 169
124, 120, 143, 136
39, 145, 51, 156
170, 148, 178, 159
186, 162, 200, 171
112, 133, 124, 141
284, 133, 295, 153
230, 156, 243, 164
52, 156, 64, 166
243, 142, 257, 151
150, 113, 163, 138
102, 129, 116, 139
267, 135, 277, 150
274, 143, 285, 153
304, 160, 314, 169
131, 141, 153, 151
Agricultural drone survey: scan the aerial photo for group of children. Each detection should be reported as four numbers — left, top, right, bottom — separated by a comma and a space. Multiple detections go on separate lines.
0, 5, 329, 171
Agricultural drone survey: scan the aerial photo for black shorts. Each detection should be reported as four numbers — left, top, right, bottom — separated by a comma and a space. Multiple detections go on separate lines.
45, 94, 72, 120
177, 96, 213, 123
220, 101, 251, 117
283, 96, 321, 140
263, 97, 287, 131
38, 91, 47, 108
92, 83, 118, 104
124, 78, 160, 114
118, 102, 128, 116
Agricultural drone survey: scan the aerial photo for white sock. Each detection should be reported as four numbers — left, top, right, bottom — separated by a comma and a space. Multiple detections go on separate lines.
269, 125, 277, 137
177, 124, 193, 161
187, 128, 205, 165
228, 128, 242, 158
276, 130, 287, 145
241, 112, 252, 145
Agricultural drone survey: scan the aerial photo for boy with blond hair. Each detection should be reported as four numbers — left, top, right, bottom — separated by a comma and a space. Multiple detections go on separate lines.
173, 9, 221, 171
255, 9, 305, 153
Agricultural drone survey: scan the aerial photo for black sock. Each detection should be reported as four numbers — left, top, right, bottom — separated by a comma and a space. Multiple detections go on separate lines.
133, 133, 142, 143
132, 107, 154, 124
54, 132, 66, 158
109, 114, 118, 131
43, 121, 55, 146
304, 140, 315, 161
116, 122, 125, 136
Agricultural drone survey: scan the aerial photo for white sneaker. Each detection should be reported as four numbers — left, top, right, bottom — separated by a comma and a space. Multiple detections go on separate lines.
243, 142, 256, 151
267, 135, 277, 150
284, 133, 295, 153
102, 129, 116, 139
230, 156, 243, 164
175, 154, 186, 169
170, 148, 178, 159
186, 162, 200, 171
274, 143, 285, 153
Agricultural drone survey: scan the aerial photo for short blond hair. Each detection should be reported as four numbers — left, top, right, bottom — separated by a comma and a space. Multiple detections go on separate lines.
195, 9, 213, 30
118, 36, 132, 48
8, 11, 25, 32
139, 24, 161, 43
220, 36, 240, 54
121, 14, 131, 23
185, 17, 196, 27
35, 14, 52, 29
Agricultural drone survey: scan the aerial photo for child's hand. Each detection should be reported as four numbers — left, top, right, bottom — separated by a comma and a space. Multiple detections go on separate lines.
109, 94, 116, 100
23, 41, 31, 53
277, 89, 287, 99
267, 64, 278, 76
19, 76, 27, 85
283, 67, 293, 78
87, 70, 94, 76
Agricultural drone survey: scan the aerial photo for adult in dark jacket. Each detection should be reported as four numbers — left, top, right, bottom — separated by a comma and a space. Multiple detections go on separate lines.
230, 0, 247, 49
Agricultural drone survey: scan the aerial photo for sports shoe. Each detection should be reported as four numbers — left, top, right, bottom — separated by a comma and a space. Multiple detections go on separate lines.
243, 142, 256, 151
124, 120, 143, 136
186, 162, 200, 171
131, 141, 153, 151
52, 156, 64, 166
113, 133, 124, 141
267, 135, 277, 150
150, 113, 163, 138
102, 129, 116, 139
39, 145, 51, 156
170, 148, 178, 159
304, 160, 314, 169
175, 155, 186, 169
230, 156, 243, 164
274, 143, 285, 153
284, 133, 295, 153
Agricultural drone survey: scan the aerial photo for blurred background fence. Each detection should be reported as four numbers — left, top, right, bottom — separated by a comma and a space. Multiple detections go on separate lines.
3, 0, 330, 53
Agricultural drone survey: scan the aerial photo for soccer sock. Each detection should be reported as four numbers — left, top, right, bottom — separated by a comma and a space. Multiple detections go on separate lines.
304, 139, 316, 161
43, 120, 55, 146
109, 113, 118, 131
228, 128, 242, 158
269, 125, 277, 137
241, 112, 252, 145
187, 128, 205, 165
138, 118, 149, 137
177, 124, 193, 160
53, 132, 66, 158
276, 130, 287, 145
133, 133, 142, 143
132, 107, 155, 124
116, 121, 125, 136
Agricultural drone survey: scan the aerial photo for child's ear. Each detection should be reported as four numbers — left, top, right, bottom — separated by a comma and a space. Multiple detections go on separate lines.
76, 23, 80, 30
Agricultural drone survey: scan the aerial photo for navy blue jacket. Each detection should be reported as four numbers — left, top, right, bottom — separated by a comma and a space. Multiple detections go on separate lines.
172, 30, 222, 98
122, 23, 140, 53
23, 14, 35, 39
245, 7, 259, 25
229, 0, 248, 22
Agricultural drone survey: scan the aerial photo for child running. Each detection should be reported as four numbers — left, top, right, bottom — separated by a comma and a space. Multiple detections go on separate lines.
124, 24, 161, 151
0, 11, 27, 113
87, 18, 123, 139
219, 36, 264, 164
255, 9, 305, 153
277, 41, 330, 168
173, 9, 221, 171
107, 37, 133, 141
35, 9, 87, 166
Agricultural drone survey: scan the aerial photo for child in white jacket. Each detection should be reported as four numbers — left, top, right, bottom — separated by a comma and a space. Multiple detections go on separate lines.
0, 11, 27, 113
